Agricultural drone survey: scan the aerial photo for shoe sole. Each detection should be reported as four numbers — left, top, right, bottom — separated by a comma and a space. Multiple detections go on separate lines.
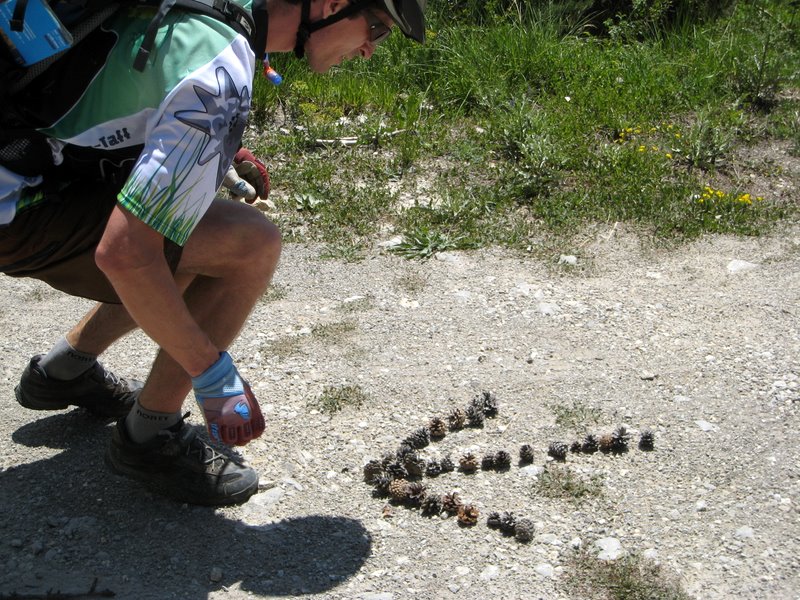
14, 385, 70, 411
104, 451, 258, 507
15, 385, 135, 418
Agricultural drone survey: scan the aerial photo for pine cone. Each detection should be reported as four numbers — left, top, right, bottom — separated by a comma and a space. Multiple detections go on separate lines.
519, 444, 535, 465
498, 511, 516, 535
404, 454, 426, 479
429, 417, 447, 440
381, 452, 396, 469
406, 482, 427, 506
548, 441, 568, 461
388, 478, 410, 502
421, 494, 443, 517
514, 518, 535, 542
570, 441, 583, 454
372, 474, 393, 497
448, 407, 466, 431
481, 454, 496, 471
385, 461, 408, 480
440, 456, 456, 473
425, 460, 442, 477
441, 492, 462, 515
395, 443, 415, 461
639, 429, 656, 451
598, 433, 614, 453
582, 434, 599, 454
363, 459, 384, 484
457, 504, 480, 527
494, 450, 512, 470
404, 427, 431, 450
473, 391, 499, 417
611, 426, 630, 454
459, 453, 479, 473
466, 404, 485, 428
486, 511, 502, 529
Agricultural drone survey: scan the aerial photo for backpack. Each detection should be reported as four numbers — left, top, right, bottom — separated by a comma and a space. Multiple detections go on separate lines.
0, 0, 267, 177
1, 0, 266, 99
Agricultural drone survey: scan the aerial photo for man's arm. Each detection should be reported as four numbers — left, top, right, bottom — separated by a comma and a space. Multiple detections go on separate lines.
95, 203, 218, 376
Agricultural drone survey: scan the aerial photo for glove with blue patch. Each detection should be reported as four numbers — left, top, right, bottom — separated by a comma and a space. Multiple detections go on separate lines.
191, 351, 265, 446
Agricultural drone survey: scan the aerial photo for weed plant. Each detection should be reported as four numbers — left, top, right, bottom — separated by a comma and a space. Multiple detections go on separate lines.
251, 0, 798, 256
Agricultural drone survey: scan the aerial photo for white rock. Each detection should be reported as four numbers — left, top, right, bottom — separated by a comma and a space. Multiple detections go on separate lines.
695, 420, 717, 432
727, 259, 759, 273
535, 563, 555, 578
537, 302, 559, 316
480, 565, 500, 581
595, 537, 623, 561
377, 236, 403, 249
455, 566, 470, 576
520, 465, 544, 477
558, 255, 578, 266
735, 526, 755, 539
643, 548, 659, 560
537, 534, 561, 546
570, 537, 582, 549
696, 500, 708, 512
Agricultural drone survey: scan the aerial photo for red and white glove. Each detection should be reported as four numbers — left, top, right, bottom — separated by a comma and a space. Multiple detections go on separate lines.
232, 148, 270, 203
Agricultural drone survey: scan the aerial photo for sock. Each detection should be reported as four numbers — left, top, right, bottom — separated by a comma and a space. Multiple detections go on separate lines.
125, 398, 182, 444
38, 337, 97, 380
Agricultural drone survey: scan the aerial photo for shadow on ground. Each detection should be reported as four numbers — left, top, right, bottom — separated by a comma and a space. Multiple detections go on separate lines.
1, 411, 371, 599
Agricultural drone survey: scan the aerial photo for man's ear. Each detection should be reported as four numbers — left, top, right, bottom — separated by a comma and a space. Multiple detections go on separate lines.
321, 0, 348, 19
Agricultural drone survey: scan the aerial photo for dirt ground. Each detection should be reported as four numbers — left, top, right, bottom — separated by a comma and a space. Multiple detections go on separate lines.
1, 219, 798, 599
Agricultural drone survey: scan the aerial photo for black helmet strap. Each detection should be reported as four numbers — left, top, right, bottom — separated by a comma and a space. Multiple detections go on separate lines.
294, 0, 375, 58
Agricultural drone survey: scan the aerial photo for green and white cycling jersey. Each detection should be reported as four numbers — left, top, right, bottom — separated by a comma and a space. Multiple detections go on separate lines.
0, 4, 255, 246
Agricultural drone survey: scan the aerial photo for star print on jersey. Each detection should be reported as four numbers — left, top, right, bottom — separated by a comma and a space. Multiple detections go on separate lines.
175, 66, 251, 187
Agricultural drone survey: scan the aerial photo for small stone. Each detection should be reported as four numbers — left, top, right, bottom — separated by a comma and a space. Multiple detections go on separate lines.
30, 541, 44, 555
695, 420, 717, 432
448, 584, 460, 593
209, 567, 223, 582
480, 565, 500, 581
595, 537, 623, 561
537, 302, 559, 316
535, 563, 555, 578
558, 255, 578, 266
570, 537, 582, 549
10, 539, 22, 549
639, 371, 657, 381
696, 500, 708, 512
734, 526, 754, 539
643, 548, 658, 560
455, 566, 470, 576
727, 259, 758, 274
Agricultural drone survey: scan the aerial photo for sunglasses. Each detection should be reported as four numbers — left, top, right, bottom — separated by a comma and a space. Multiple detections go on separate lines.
363, 9, 392, 44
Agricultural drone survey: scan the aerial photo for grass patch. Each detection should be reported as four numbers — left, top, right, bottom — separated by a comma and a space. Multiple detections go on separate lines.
534, 465, 604, 502
311, 320, 358, 341
261, 336, 303, 359
550, 401, 603, 431
249, 1, 798, 252
566, 551, 692, 600
261, 283, 288, 303
394, 270, 429, 294
311, 384, 369, 414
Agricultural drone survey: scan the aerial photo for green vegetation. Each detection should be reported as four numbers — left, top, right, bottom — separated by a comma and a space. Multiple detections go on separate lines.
551, 400, 603, 431
534, 464, 604, 501
312, 384, 370, 414
567, 550, 692, 600
250, 0, 798, 256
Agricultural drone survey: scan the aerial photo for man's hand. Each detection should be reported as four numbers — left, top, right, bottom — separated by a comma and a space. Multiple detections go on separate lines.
191, 351, 265, 446
232, 148, 270, 202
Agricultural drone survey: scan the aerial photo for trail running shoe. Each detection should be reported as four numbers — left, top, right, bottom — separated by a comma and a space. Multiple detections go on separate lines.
15, 355, 140, 418
105, 415, 259, 506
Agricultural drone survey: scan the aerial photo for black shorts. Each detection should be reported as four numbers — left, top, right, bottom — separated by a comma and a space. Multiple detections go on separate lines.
0, 180, 182, 304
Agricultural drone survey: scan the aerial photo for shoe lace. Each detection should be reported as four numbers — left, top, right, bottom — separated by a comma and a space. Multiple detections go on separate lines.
175, 413, 238, 472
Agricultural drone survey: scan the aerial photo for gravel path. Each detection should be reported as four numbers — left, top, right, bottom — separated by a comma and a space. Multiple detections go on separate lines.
0, 223, 798, 599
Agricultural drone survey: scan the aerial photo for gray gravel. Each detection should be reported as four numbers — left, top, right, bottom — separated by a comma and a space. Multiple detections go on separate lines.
0, 222, 798, 599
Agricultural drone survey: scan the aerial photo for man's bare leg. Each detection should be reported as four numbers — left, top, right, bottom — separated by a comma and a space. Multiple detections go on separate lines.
135, 200, 282, 414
